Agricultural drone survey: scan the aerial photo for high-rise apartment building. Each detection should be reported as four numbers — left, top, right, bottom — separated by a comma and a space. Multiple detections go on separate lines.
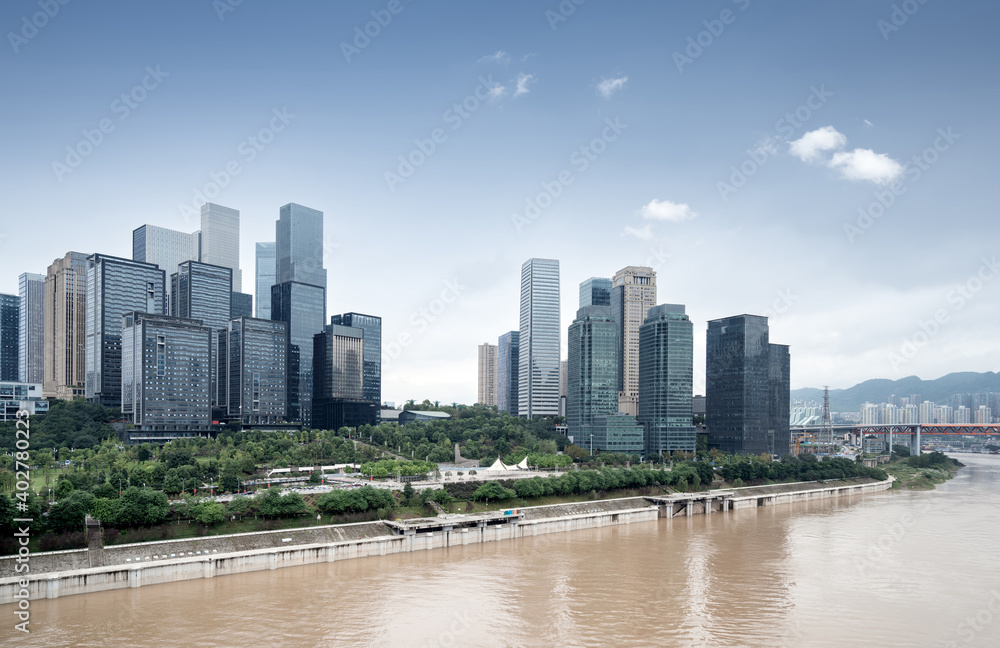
85, 254, 166, 408
330, 313, 381, 410
44, 252, 88, 399
477, 343, 498, 407
197, 203, 243, 292
254, 242, 276, 319
122, 311, 212, 430
706, 314, 790, 455
579, 277, 612, 308
518, 258, 560, 418
18, 273, 45, 384
497, 331, 519, 415
272, 203, 327, 425
567, 306, 618, 441
638, 304, 696, 455
0, 294, 18, 381
220, 316, 287, 425
611, 266, 656, 416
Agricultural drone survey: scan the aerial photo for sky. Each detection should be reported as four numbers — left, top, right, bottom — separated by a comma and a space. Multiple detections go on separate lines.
1, 0, 997, 407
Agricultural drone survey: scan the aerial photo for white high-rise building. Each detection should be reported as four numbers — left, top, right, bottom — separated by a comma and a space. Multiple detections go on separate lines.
133, 224, 197, 313
518, 258, 560, 418
199, 203, 242, 292
255, 242, 276, 319
18, 272, 45, 384
611, 265, 656, 416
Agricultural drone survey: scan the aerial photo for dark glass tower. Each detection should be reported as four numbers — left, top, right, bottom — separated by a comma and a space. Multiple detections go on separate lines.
330, 313, 381, 410
579, 277, 612, 308
497, 331, 520, 414
638, 304, 696, 455
222, 316, 287, 425
769, 344, 791, 456
0, 294, 19, 382
172, 261, 232, 406
312, 322, 374, 429
567, 306, 618, 442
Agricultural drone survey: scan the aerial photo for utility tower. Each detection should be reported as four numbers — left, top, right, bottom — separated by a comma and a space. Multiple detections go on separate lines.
821, 386, 833, 445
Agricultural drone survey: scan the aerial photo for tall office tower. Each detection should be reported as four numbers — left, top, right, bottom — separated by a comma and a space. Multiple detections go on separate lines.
331, 313, 381, 410
497, 331, 519, 414
477, 343, 498, 407
221, 317, 287, 425
518, 258, 560, 418
254, 242, 276, 319
610, 266, 656, 416
85, 254, 166, 408
0, 294, 18, 381
567, 306, 618, 442
706, 314, 790, 456
231, 292, 253, 319
638, 304, 696, 455
18, 273, 45, 384
272, 203, 327, 425
579, 277, 612, 308
172, 261, 232, 406
312, 322, 375, 429
199, 203, 242, 292
122, 311, 212, 430
44, 252, 88, 399
132, 224, 196, 312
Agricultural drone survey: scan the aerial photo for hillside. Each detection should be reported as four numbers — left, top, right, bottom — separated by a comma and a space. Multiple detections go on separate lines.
791, 372, 1000, 412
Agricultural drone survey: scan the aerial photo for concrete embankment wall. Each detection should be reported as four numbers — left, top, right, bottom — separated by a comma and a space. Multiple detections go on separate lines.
0, 477, 891, 604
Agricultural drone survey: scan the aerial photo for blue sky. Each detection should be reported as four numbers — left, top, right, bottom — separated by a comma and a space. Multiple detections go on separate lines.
2, 0, 997, 406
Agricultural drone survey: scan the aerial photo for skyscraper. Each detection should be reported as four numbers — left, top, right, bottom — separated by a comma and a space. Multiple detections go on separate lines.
198, 203, 242, 292
497, 331, 519, 415
85, 254, 166, 408
312, 321, 374, 429
611, 266, 656, 416
221, 316, 287, 425
172, 261, 232, 406
272, 203, 327, 425
231, 292, 253, 319
0, 294, 18, 381
18, 273, 45, 384
44, 252, 88, 400
254, 242, 276, 319
518, 258, 560, 418
330, 313, 381, 410
706, 314, 790, 456
638, 304, 696, 455
477, 343, 498, 407
132, 224, 196, 312
567, 306, 618, 441
579, 277, 612, 308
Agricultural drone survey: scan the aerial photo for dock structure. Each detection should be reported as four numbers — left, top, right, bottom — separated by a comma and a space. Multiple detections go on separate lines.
645, 492, 735, 517
385, 510, 525, 548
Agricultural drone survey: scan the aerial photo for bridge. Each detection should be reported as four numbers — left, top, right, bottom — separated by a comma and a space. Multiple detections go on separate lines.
851, 424, 1000, 454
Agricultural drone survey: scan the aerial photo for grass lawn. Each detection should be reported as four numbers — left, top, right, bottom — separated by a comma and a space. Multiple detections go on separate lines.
885, 462, 956, 490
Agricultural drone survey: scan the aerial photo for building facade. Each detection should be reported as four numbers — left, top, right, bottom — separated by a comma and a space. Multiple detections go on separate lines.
132, 224, 196, 312
638, 304, 696, 455
254, 242, 276, 319
172, 261, 232, 406
122, 312, 212, 430
44, 252, 88, 399
18, 273, 45, 384
231, 292, 253, 319
197, 203, 242, 292
85, 254, 166, 408
611, 266, 656, 416
312, 322, 375, 429
518, 258, 560, 418
497, 330, 519, 415
477, 343, 498, 407
0, 382, 48, 422
221, 317, 287, 425
567, 305, 618, 443
768, 343, 791, 455
579, 277, 612, 308
330, 313, 381, 410
0, 294, 19, 381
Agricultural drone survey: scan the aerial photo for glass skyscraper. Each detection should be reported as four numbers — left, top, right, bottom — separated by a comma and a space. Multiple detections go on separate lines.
567, 305, 618, 441
706, 314, 790, 455
497, 330, 519, 414
330, 312, 381, 409
579, 277, 612, 308
254, 242, 276, 319
272, 203, 327, 425
518, 258, 560, 418
638, 304, 696, 455
18, 273, 45, 384
312, 321, 375, 429
231, 292, 253, 319
132, 224, 196, 312
85, 254, 166, 408
221, 316, 287, 425
198, 203, 242, 292
172, 261, 232, 406
0, 294, 19, 382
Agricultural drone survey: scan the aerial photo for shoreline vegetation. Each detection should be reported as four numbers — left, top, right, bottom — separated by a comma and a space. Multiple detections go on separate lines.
882, 448, 964, 490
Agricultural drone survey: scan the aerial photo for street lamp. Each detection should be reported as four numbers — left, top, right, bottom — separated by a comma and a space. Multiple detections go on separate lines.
590, 434, 594, 457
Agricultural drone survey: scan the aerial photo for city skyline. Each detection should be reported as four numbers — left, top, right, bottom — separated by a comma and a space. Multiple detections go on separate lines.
2, 2, 997, 407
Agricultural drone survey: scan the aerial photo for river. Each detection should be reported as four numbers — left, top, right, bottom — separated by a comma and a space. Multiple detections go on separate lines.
5, 454, 1000, 647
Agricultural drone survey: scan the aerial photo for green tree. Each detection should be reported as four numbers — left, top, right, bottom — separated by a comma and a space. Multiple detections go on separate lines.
45, 491, 95, 533
192, 500, 226, 525
402, 482, 415, 506
472, 481, 516, 502
55, 478, 75, 500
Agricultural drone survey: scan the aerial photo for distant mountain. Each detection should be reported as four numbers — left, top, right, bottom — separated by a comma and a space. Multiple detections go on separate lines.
791, 372, 1000, 412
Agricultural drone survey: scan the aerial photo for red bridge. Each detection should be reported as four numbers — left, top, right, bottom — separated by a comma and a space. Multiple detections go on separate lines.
851, 424, 1000, 453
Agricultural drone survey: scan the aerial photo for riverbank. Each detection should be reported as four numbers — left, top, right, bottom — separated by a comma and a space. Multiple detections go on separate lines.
883, 453, 963, 490
0, 476, 891, 604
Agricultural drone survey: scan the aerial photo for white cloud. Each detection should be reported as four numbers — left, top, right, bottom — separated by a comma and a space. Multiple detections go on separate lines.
477, 50, 509, 65
596, 75, 628, 98
829, 148, 904, 184
789, 126, 847, 162
487, 83, 506, 100
514, 73, 535, 97
520, 53, 536, 62
622, 224, 654, 240
863, 119, 874, 128
638, 199, 697, 223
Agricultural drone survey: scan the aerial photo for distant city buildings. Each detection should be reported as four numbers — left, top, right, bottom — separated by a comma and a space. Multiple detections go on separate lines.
197, 203, 243, 292
254, 242, 276, 319
312, 320, 375, 429
18, 273, 44, 384
518, 258, 560, 418
638, 304, 696, 455
220, 316, 287, 425
579, 277, 611, 308
132, 224, 196, 312
331, 313, 382, 413
44, 252, 88, 400
497, 331, 519, 414
611, 266, 656, 416
567, 305, 618, 447
477, 342, 498, 407
0, 293, 19, 381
